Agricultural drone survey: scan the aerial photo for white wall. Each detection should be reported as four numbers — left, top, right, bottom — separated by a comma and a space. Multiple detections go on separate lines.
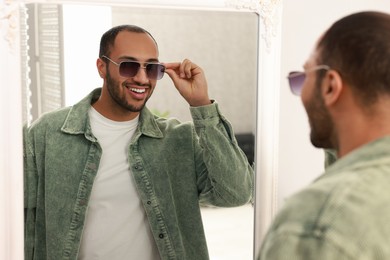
0, 2, 24, 260
278, 0, 390, 209
63, 5, 112, 105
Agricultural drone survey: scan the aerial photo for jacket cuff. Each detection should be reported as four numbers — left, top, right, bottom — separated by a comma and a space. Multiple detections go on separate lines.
189, 100, 219, 122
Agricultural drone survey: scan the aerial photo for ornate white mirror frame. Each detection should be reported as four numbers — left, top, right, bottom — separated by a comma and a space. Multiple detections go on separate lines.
0, 0, 282, 259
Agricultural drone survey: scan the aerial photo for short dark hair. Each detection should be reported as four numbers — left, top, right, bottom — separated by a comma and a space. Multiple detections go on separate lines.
99, 25, 158, 58
316, 11, 390, 106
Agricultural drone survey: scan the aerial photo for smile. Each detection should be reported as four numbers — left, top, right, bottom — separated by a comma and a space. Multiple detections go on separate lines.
129, 87, 146, 94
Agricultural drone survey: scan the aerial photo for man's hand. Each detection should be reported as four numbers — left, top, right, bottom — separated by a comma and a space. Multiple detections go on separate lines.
164, 59, 211, 107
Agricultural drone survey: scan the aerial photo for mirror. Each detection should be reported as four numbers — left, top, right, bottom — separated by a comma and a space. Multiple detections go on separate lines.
22, 2, 260, 259
1, 0, 283, 258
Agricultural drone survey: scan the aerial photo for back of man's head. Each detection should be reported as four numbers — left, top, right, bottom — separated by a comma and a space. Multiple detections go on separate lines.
316, 11, 390, 106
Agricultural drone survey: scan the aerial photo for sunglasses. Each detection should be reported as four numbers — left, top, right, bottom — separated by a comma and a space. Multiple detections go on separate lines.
287, 65, 330, 95
102, 55, 165, 80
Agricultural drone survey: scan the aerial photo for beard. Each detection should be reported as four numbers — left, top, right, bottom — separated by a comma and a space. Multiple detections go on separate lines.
106, 69, 151, 112
305, 83, 335, 149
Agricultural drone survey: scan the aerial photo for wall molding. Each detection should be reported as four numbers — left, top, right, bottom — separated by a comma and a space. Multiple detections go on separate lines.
0, 0, 19, 50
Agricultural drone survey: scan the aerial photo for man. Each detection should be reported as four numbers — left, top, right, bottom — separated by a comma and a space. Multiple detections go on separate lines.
259, 11, 390, 259
24, 25, 253, 260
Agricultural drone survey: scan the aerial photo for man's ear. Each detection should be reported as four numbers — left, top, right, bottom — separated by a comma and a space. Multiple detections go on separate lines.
97, 58, 106, 79
321, 70, 343, 106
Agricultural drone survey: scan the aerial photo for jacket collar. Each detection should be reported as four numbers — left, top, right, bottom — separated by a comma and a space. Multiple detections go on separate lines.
322, 136, 390, 178
61, 88, 163, 141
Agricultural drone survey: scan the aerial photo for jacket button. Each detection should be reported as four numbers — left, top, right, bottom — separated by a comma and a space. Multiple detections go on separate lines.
159, 234, 164, 239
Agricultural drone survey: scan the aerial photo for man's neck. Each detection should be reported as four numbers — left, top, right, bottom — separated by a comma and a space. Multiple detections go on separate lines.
336, 98, 390, 158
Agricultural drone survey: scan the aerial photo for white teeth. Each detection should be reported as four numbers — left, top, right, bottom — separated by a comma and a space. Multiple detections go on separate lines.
130, 88, 146, 93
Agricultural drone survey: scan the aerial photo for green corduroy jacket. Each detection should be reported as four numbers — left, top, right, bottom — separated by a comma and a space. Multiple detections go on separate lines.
259, 137, 390, 260
24, 88, 253, 260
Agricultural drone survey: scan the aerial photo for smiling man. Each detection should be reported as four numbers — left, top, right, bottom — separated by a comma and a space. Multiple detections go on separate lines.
24, 25, 253, 260
259, 11, 390, 260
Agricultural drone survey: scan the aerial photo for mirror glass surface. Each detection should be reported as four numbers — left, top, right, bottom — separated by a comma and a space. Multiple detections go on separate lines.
23, 3, 258, 259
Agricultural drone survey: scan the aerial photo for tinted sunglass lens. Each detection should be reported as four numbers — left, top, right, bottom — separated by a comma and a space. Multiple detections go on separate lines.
120, 61, 140, 78
288, 73, 305, 95
146, 64, 165, 80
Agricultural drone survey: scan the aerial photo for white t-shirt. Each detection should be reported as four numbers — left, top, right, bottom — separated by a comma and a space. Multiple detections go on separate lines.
78, 107, 160, 260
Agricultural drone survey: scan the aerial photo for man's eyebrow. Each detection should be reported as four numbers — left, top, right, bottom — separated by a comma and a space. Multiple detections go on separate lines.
119, 56, 160, 63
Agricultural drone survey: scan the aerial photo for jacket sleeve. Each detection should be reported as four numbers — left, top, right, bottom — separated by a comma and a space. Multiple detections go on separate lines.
23, 125, 37, 260
190, 102, 254, 207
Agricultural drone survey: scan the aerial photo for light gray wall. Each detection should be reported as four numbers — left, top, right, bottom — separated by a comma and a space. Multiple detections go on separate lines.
278, 0, 390, 208
112, 7, 258, 134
